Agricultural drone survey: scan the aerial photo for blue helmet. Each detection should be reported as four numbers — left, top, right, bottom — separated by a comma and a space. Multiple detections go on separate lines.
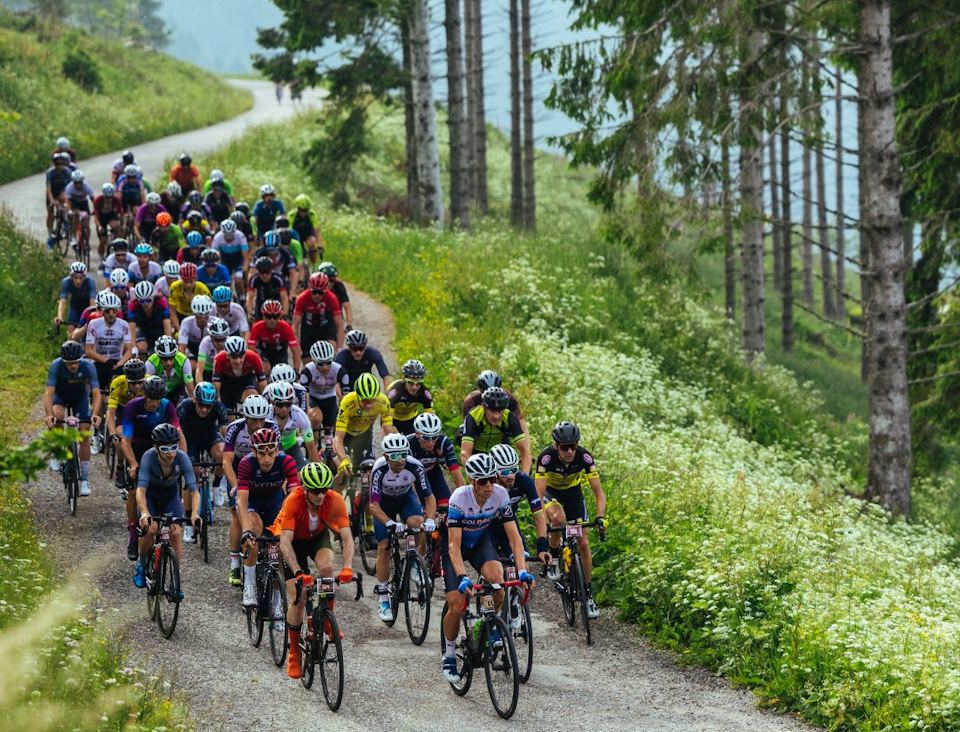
134, 243, 153, 256
263, 230, 279, 249
186, 231, 203, 248
195, 381, 217, 405
212, 285, 232, 303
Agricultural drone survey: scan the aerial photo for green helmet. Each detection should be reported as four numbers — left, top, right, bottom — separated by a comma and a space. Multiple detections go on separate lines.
299, 462, 333, 491
354, 372, 381, 400
295, 194, 312, 210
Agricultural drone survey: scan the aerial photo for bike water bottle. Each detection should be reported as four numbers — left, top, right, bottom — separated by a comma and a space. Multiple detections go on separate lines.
472, 618, 483, 641
562, 546, 572, 572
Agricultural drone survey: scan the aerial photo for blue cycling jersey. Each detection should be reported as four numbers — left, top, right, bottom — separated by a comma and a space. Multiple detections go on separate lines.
46, 358, 99, 399
446, 484, 514, 550
137, 447, 198, 493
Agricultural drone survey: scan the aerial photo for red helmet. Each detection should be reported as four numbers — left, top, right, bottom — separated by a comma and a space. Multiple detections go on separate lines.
261, 299, 283, 317
156, 212, 172, 227
251, 426, 281, 447
308, 272, 329, 291
179, 262, 198, 280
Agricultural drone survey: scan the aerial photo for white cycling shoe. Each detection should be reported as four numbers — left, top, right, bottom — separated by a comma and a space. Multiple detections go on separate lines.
586, 597, 600, 619
378, 602, 394, 623
242, 583, 258, 607
79, 480, 91, 496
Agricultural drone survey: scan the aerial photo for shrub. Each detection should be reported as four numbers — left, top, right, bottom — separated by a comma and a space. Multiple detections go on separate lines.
61, 47, 101, 93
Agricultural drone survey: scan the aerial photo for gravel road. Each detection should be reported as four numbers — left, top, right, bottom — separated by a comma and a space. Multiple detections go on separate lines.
7, 81, 815, 731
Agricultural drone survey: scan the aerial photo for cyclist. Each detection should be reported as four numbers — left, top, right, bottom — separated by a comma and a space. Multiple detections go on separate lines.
318, 262, 353, 332
291, 194, 323, 267
177, 380, 229, 506
44, 340, 102, 497
246, 256, 288, 322
107, 359, 147, 551
151, 212, 185, 262
335, 330, 389, 394
251, 230, 299, 294
333, 372, 395, 483
146, 335, 195, 404
203, 168, 234, 196
204, 183, 234, 230
460, 386, 531, 475
211, 219, 249, 297
213, 335, 267, 410
461, 369, 529, 441
231, 205, 255, 241
45, 152, 73, 248
268, 363, 308, 413
369, 432, 435, 622
407, 412, 465, 510
93, 183, 123, 256
211, 285, 250, 338
198, 248, 232, 292
134, 192, 167, 243
159, 181, 185, 225
168, 262, 211, 331
267, 380, 319, 469
129, 243, 163, 285
249, 300, 301, 373
194, 316, 229, 384
223, 394, 280, 585
128, 280, 173, 357
299, 340, 342, 434
440, 453, 534, 682
269, 462, 353, 679
274, 215, 306, 286
107, 268, 133, 316
176, 229, 206, 267
55, 262, 97, 338
170, 153, 201, 195
293, 271, 343, 358
51, 136, 76, 163
488, 443, 550, 564
84, 290, 133, 397
535, 420, 606, 618
117, 164, 146, 216
64, 170, 94, 247
177, 294, 214, 360
179, 210, 212, 246
238, 426, 301, 606
156, 260, 179, 300
387, 359, 434, 435
132, 423, 200, 588
251, 184, 285, 242
111, 150, 136, 184
102, 238, 133, 282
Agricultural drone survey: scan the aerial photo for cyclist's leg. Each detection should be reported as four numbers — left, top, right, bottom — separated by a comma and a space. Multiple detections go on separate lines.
475, 534, 506, 610
543, 488, 567, 553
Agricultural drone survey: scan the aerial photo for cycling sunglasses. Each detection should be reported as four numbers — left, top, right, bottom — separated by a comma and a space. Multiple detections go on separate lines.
498, 468, 519, 477
253, 443, 278, 453
156, 444, 178, 453
385, 451, 407, 461
306, 485, 328, 494
406, 379, 423, 385
273, 401, 292, 408
474, 477, 494, 486
558, 443, 578, 452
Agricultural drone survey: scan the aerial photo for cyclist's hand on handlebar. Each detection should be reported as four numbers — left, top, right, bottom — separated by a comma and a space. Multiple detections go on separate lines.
240, 530, 256, 548
457, 575, 474, 596
293, 571, 311, 587
422, 518, 436, 533
538, 551, 553, 566
44, 415, 56, 429
338, 458, 352, 476
519, 570, 535, 588
337, 568, 354, 585
91, 415, 102, 428
128, 463, 139, 479
139, 513, 152, 529
192, 512, 202, 528
386, 520, 404, 535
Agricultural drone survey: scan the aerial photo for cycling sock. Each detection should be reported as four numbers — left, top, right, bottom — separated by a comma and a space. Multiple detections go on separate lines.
138, 552, 147, 567
377, 582, 388, 598
230, 552, 241, 570
586, 582, 593, 596
81, 460, 90, 480
244, 565, 256, 587
444, 639, 456, 657
127, 521, 136, 542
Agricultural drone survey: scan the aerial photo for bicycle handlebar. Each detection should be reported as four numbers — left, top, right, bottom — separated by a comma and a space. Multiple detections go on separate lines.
458, 579, 530, 611
294, 574, 364, 605
546, 518, 607, 541
136, 514, 192, 536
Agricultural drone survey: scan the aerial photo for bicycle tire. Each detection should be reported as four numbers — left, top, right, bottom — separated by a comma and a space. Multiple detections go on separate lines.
403, 553, 430, 646
562, 554, 576, 626
55, 213, 70, 258
483, 614, 520, 719
247, 564, 265, 647
156, 546, 181, 639
357, 492, 377, 576
384, 556, 401, 628
267, 568, 288, 667
199, 481, 210, 564
66, 447, 80, 517
318, 609, 345, 712
573, 552, 592, 645
510, 596, 534, 683
300, 613, 316, 689
145, 547, 159, 621
439, 602, 473, 695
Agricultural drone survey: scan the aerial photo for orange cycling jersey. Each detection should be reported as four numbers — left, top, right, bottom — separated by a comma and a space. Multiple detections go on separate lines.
269, 486, 349, 540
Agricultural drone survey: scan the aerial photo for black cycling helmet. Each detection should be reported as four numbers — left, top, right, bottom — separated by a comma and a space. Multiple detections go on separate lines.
123, 358, 146, 382
235, 201, 250, 216
229, 210, 247, 224
151, 422, 180, 445
254, 256, 274, 273
200, 248, 220, 264
60, 340, 84, 362
276, 215, 290, 228
481, 386, 509, 411
179, 153, 192, 165
143, 376, 168, 400
122, 150, 134, 165
551, 420, 581, 444
402, 359, 426, 381
476, 369, 502, 391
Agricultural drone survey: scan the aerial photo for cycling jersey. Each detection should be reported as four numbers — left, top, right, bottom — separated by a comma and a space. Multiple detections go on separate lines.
197, 263, 231, 290
45, 166, 72, 197
291, 209, 319, 241
168, 280, 211, 318
406, 433, 459, 473
270, 404, 314, 451
202, 178, 235, 196
294, 289, 340, 327
213, 302, 249, 335
176, 397, 229, 447
159, 192, 183, 224
116, 174, 145, 205
137, 448, 197, 494
50, 146, 77, 163
146, 352, 194, 393
177, 315, 208, 358
47, 358, 99, 400
334, 391, 393, 436
107, 375, 141, 410
461, 405, 525, 454
445, 484, 514, 550
60, 275, 97, 317
334, 346, 389, 393
128, 260, 163, 285
535, 445, 599, 491
204, 190, 234, 223
268, 486, 349, 541
328, 280, 350, 309
78, 306, 102, 328
236, 452, 299, 498
135, 203, 167, 226
212, 230, 249, 258
251, 246, 297, 279
86, 317, 131, 361
387, 379, 434, 434
195, 336, 221, 375
223, 417, 281, 459
128, 297, 171, 330
65, 181, 94, 205
94, 194, 122, 217
369, 455, 431, 502
299, 361, 342, 400
248, 272, 286, 309
461, 388, 524, 421
248, 319, 298, 353
212, 350, 266, 383
170, 163, 200, 193
252, 199, 286, 235
503, 472, 543, 515
103, 252, 133, 278
150, 225, 185, 261
122, 396, 179, 446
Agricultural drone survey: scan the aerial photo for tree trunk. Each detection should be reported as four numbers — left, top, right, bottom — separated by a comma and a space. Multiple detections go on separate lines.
409, 0, 444, 228
835, 64, 846, 319
769, 122, 782, 291
463, 0, 477, 203
445, 0, 468, 229
521, 0, 535, 230
859, 0, 911, 515
740, 25, 765, 355
780, 36, 794, 352
722, 136, 736, 321
509, 0, 523, 227
816, 139, 835, 317
801, 57, 814, 307
469, 0, 488, 213
401, 12, 420, 221
859, 87, 870, 382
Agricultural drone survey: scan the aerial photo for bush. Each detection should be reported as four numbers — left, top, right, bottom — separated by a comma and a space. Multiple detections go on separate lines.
61, 47, 101, 93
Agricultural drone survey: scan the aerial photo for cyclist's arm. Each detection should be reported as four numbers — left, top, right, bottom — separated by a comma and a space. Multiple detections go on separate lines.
515, 436, 531, 475
333, 428, 347, 463
446, 526, 468, 579
292, 311, 302, 337
90, 388, 103, 422
333, 313, 344, 351
367, 478, 390, 526
136, 485, 150, 524
290, 342, 302, 371
279, 528, 302, 575
43, 385, 55, 426
534, 475, 548, 503
236, 487, 252, 534
84, 342, 107, 364
121, 437, 138, 475
280, 289, 289, 315
338, 523, 355, 571
304, 429, 320, 463
503, 519, 530, 577
71, 324, 88, 343
588, 475, 606, 519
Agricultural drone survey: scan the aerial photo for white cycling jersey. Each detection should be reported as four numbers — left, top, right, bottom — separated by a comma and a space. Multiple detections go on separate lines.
85, 317, 131, 360
300, 360, 342, 400
370, 455, 431, 500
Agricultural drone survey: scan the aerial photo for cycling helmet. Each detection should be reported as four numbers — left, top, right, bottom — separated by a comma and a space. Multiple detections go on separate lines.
71, 170, 84, 183
207, 317, 230, 337
98, 291, 122, 311
162, 260, 180, 278
269, 363, 297, 384
254, 256, 273, 273
111, 238, 129, 252
156, 212, 172, 227
481, 386, 510, 411
308, 272, 329, 291
186, 210, 203, 224
69, 261, 87, 275
56, 136, 70, 148
134, 166, 143, 177
53, 152, 70, 164
154, 335, 178, 358
109, 268, 129, 288
188, 190, 203, 205
260, 299, 283, 317
413, 412, 443, 438
186, 231, 203, 248
210, 169, 224, 183
134, 243, 153, 256
191, 295, 214, 316
251, 426, 281, 447
200, 248, 220, 264
552, 420, 581, 444
145, 192, 161, 205
489, 443, 520, 472
167, 181, 181, 197
267, 380, 295, 403
345, 329, 368, 348
132, 280, 155, 301
124, 164, 137, 177
276, 215, 290, 228
60, 340, 84, 362
476, 370, 502, 391
224, 335, 247, 356
102, 183, 116, 197
211, 285, 232, 303
295, 194, 312, 209
381, 432, 410, 456
123, 358, 146, 382
179, 153, 192, 165
235, 202, 250, 216
263, 230, 279, 249
143, 376, 168, 400
464, 453, 498, 480
318, 261, 338, 279
122, 150, 134, 165
353, 372, 380, 400
179, 262, 198, 281
151, 422, 179, 445
309, 340, 334, 364
242, 393, 271, 419
300, 462, 333, 491
220, 219, 237, 234
195, 381, 217, 404
259, 184, 275, 196
229, 210, 246, 225
402, 359, 426, 381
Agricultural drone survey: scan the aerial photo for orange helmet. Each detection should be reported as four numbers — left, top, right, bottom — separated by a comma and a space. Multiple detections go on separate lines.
156, 212, 172, 227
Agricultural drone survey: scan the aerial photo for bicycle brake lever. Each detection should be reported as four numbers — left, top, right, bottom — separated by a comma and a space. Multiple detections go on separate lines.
354, 576, 363, 601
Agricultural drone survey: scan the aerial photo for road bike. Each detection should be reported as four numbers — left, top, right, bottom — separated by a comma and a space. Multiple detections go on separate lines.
51, 202, 71, 257
141, 514, 191, 639
483, 556, 534, 683
71, 210, 91, 268
545, 518, 606, 646
55, 414, 81, 516
346, 458, 376, 575
193, 453, 219, 564
382, 525, 430, 645
243, 533, 288, 666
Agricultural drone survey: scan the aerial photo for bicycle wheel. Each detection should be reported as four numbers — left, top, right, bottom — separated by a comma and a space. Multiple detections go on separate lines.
55, 214, 70, 257
384, 560, 400, 628
247, 565, 264, 647
156, 546, 181, 639
318, 609, 345, 712
145, 547, 159, 621
506, 593, 534, 683
300, 614, 315, 689
483, 615, 520, 719
573, 553, 592, 645
267, 569, 288, 667
199, 482, 210, 564
403, 553, 430, 646
439, 602, 473, 695
357, 493, 377, 576
562, 557, 576, 626
66, 449, 80, 516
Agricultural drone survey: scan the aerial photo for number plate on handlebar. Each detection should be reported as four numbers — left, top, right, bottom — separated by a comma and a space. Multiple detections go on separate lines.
565, 524, 582, 538
65, 416, 80, 428
317, 578, 335, 594
482, 594, 495, 611
267, 544, 279, 562
160, 527, 170, 542
406, 535, 417, 552
505, 566, 517, 581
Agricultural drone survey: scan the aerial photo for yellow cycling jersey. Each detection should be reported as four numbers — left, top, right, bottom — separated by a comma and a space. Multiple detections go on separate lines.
335, 392, 393, 436
534, 445, 599, 491
168, 280, 211, 317
107, 375, 140, 410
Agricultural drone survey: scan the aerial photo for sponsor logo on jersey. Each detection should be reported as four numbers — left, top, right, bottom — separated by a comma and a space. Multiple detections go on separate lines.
540, 454, 551, 466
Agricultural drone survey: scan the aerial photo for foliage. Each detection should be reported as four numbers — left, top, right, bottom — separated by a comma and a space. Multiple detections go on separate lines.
61, 47, 102, 93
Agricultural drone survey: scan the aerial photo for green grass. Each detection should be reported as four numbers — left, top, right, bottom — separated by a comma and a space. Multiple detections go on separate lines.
0, 9, 252, 184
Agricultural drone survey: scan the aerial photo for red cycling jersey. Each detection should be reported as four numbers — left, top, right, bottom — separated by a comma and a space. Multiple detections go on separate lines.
212, 350, 267, 382
293, 289, 341, 327
248, 319, 299, 351
94, 194, 123, 215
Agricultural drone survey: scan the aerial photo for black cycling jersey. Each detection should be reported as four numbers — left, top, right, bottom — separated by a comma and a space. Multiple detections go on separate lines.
176, 398, 229, 445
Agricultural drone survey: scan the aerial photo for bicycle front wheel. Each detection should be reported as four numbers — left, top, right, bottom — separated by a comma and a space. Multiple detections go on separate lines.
439, 601, 473, 696
403, 553, 430, 646
384, 560, 400, 629
300, 617, 315, 689
145, 548, 159, 621
199, 482, 211, 564
562, 558, 576, 627
267, 569, 288, 667
504, 589, 534, 683
156, 546, 181, 639
247, 566, 264, 647
573, 553, 592, 645
483, 615, 520, 719
356, 492, 377, 576
318, 609, 345, 712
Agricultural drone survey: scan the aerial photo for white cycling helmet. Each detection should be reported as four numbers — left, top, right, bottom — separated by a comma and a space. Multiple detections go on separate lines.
68, 261, 87, 275
124, 164, 137, 177
191, 295, 214, 316
102, 183, 116, 196
109, 268, 129, 288
309, 340, 335, 364
210, 169, 224, 182
167, 181, 182, 197
146, 191, 161, 205
267, 380, 295, 403
71, 170, 84, 183
207, 316, 230, 337
97, 291, 122, 310
132, 280, 155, 301
489, 443, 520, 472
464, 453, 498, 480
220, 219, 237, 234
242, 393, 271, 418
162, 260, 180, 278
259, 183, 275, 196
224, 335, 247, 356
56, 136, 70, 148
381, 432, 410, 456
413, 412, 443, 438
154, 335, 178, 359
269, 363, 297, 384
